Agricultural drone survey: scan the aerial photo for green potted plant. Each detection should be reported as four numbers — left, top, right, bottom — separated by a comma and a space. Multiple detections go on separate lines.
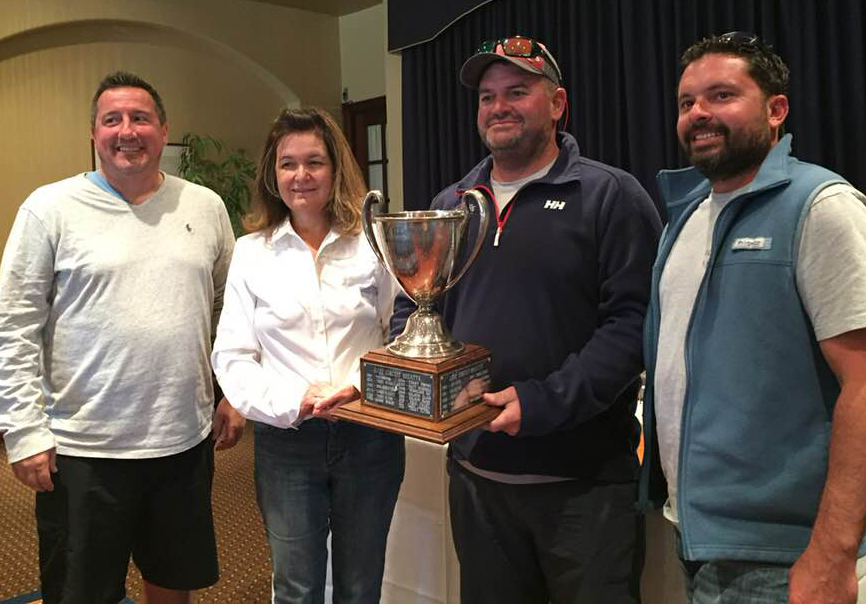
178, 132, 256, 237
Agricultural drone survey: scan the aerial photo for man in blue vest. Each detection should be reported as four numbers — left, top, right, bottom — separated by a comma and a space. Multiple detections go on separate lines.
641, 32, 866, 603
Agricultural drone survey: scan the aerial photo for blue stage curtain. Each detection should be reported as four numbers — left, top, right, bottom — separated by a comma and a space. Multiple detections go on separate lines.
398, 0, 866, 215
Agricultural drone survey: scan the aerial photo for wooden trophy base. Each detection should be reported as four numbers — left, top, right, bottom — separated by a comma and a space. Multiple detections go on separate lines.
331, 344, 497, 444
331, 399, 498, 444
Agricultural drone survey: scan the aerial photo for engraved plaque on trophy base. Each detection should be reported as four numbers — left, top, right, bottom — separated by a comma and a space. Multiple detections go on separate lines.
331, 344, 497, 444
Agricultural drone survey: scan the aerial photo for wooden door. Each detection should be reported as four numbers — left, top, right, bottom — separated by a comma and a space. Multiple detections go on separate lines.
342, 96, 388, 201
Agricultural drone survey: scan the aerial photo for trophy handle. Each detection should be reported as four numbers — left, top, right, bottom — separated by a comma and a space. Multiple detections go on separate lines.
443, 188, 490, 293
361, 190, 387, 265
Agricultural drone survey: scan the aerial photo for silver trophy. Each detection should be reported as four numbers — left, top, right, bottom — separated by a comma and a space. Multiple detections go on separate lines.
362, 189, 490, 358
331, 189, 496, 441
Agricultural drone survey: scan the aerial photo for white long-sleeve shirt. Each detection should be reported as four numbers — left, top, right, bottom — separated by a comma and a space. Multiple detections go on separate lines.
212, 219, 398, 428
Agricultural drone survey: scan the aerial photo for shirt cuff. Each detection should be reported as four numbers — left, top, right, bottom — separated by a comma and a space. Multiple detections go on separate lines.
4, 425, 56, 464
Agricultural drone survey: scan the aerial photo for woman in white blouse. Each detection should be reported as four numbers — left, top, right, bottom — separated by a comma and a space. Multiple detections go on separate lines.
212, 107, 404, 604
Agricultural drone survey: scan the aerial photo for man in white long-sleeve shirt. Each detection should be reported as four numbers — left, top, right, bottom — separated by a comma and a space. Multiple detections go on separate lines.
0, 71, 243, 604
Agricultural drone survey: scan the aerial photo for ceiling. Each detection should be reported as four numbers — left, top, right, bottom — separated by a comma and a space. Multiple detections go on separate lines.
247, 0, 381, 16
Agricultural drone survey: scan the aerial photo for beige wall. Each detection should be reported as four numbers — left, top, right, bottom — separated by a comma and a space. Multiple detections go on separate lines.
0, 0, 342, 246
339, 1, 403, 211
384, 50, 403, 210
339, 4, 385, 103
383, 3, 403, 212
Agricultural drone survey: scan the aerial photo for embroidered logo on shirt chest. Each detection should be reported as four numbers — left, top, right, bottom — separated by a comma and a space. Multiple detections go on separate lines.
543, 199, 566, 210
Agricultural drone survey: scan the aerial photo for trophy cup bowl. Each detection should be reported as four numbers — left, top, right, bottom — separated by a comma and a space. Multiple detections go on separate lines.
362, 189, 490, 358
330, 189, 498, 443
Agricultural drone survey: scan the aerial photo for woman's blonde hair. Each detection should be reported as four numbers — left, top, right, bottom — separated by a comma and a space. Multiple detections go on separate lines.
244, 107, 367, 238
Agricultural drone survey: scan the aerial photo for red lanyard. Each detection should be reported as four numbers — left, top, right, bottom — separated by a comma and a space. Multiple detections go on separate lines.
472, 185, 514, 247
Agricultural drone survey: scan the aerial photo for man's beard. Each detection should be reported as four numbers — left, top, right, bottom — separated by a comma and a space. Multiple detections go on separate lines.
480, 116, 552, 162
682, 121, 773, 183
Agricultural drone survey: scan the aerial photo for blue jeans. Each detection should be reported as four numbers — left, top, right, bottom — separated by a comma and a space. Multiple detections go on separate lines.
253, 419, 404, 604
676, 534, 789, 603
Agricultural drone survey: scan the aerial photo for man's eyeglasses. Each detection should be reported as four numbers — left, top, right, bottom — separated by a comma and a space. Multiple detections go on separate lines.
476, 36, 563, 83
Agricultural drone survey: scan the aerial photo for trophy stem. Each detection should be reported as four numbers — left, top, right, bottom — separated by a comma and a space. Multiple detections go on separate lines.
388, 307, 465, 358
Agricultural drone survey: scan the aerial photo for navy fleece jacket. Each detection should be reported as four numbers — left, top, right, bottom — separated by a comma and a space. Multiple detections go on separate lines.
391, 133, 661, 481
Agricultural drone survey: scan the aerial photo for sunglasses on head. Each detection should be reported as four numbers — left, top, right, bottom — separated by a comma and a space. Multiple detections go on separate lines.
476, 36, 564, 83
716, 31, 782, 62
718, 31, 761, 45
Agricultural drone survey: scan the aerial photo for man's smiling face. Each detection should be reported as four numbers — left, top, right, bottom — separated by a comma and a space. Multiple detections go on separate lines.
676, 53, 781, 188
92, 86, 167, 182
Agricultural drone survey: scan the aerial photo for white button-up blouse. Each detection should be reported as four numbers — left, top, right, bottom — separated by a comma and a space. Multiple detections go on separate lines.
212, 219, 398, 428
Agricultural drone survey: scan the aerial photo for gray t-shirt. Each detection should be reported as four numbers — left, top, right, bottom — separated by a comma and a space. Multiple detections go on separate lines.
0, 173, 234, 462
655, 183, 866, 524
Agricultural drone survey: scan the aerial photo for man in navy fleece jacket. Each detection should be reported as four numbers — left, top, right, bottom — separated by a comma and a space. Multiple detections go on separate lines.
391, 36, 661, 604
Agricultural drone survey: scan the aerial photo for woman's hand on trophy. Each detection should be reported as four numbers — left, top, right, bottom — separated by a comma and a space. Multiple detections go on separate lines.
311, 385, 361, 419
482, 386, 522, 436
299, 382, 336, 422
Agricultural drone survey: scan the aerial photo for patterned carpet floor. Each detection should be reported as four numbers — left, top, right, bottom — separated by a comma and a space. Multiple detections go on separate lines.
0, 430, 273, 602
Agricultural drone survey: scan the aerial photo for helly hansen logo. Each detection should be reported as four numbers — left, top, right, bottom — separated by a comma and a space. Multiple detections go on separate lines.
544, 199, 566, 210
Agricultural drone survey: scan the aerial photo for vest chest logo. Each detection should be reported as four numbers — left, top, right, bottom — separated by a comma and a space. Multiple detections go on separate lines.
732, 237, 773, 251
544, 199, 566, 210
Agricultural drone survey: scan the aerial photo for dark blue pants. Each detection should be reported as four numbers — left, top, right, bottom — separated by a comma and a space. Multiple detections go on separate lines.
448, 458, 643, 604
253, 419, 405, 604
